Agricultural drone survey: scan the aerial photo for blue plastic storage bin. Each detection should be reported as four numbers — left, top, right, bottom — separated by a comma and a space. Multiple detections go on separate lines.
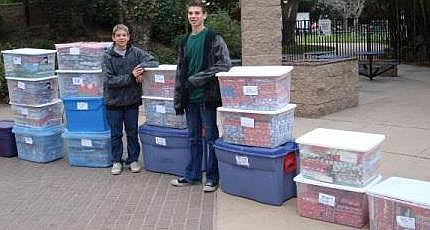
214, 139, 298, 206
63, 97, 109, 132
139, 124, 190, 176
63, 130, 112, 168
0, 120, 17, 157
12, 125, 63, 163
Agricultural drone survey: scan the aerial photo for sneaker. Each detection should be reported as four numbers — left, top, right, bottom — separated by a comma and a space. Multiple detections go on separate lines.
202, 182, 218, 192
170, 177, 193, 187
129, 161, 141, 173
111, 163, 122, 175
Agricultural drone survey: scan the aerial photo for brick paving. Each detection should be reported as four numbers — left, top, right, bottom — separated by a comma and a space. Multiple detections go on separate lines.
0, 157, 215, 230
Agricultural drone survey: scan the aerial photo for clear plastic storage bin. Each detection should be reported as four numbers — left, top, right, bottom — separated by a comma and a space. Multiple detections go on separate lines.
57, 70, 104, 98
6, 76, 59, 105
296, 128, 385, 187
11, 100, 63, 128
55, 42, 112, 70
1, 48, 56, 78
142, 96, 187, 129
216, 66, 293, 111
217, 104, 296, 148
142, 65, 176, 97
12, 125, 64, 163
367, 177, 430, 230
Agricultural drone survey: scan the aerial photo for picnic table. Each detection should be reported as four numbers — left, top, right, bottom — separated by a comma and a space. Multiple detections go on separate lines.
357, 51, 399, 80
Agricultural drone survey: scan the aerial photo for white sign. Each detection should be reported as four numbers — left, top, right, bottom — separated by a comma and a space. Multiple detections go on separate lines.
156, 105, 166, 114
319, 193, 336, 207
17, 82, 26, 90
155, 137, 166, 146
72, 77, 84, 85
81, 138, 93, 147
13, 56, 22, 65
243, 86, 259, 96
235, 155, 250, 167
24, 137, 33, 144
76, 102, 88, 110
154, 74, 165, 83
20, 108, 29, 115
240, 117, 255, 128
319, 19, 332, 35
396, 216, 416, 229
69, 47, 80, 55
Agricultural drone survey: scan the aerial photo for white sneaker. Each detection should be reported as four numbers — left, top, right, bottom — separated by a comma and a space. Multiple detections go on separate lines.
111, 163, 122, 175
129, 161, 141, 173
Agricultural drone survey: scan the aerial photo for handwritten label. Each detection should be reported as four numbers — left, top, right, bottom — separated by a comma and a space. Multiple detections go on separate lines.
13, 56, 22, 65
81, 138, 93, 147
155, 105, 166, 114
154, 74, 165, 83
24, 137, 33, 144
235, 155, 250, 167
17, 82, 26, 89
69, 47, 80, 55
396, 216, 415, 229
319, 193, 336, 207
20, 108, 29, 115
243, 86, 259, 96
72, 77, 83, 85
76, 102, 88, 110
240, 117, 254, 128
155, 137, 166, 146
340, 152, 358, 164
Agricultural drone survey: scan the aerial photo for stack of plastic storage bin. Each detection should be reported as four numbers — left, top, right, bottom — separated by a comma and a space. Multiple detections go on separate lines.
1, 48, 64, 163
214, 66, 298, 206
138, 65, 191, 176
55, 42, 112, 168
294, 128, 385, 228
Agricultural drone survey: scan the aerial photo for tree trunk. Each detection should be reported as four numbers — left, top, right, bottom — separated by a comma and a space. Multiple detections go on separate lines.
282, 0, 300, 46
418, 0, 430, 59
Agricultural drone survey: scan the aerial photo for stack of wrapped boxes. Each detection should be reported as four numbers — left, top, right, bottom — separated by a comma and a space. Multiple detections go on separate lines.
214, 66, 298, 206
1, 48, 64, 163
138, 65, 191, 176
294, 128, 385, 228
55, 42, 112, 167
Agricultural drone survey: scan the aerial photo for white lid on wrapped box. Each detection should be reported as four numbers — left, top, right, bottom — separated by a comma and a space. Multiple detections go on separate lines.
217, 104, 296, 115
142, 96, 173, 101
56, 69, 103, 74
5, 75, 58, 81
10, 99, 62, 107
144, 65, 177, 71
216, 66, 293, 77
366, 177, 430, 208
1, 48, 56, 55
294, 174, 382, 193
296, 128, 385, 152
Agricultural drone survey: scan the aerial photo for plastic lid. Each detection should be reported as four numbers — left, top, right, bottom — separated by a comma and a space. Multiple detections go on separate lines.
56, 69, 103, 74
63, 129, 110, 139
296, 128, 385, 152
216, 66, 293, 77
366, 177, 430, 208
144, 64, 177, 71
217, 104, 296, 115
142, 96, 173, 101
139, 124, 189, 137
0, 120, 14, 130
214, 139, 297, 158
6, 75, 57, 81
10, 99, 62, 107
294, 174, 382, 193
12, 124, 63, 136
1, 48, 56, 55
55, 42, 112, 48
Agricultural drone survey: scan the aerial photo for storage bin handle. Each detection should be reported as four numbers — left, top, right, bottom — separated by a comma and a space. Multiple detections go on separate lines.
45, 81, 52, 90
283, 153, 297, 173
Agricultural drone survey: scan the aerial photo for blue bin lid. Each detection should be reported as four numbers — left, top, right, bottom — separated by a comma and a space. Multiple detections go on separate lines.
62, 129, 111, 139
139, 124, 189, 138
0, 120, 14, 131
12, 125, 63, 136
214, 139, 297, 158
61, 96, 104, 101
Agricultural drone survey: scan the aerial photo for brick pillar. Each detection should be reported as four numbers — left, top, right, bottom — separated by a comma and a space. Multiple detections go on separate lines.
241, 0, 282, 65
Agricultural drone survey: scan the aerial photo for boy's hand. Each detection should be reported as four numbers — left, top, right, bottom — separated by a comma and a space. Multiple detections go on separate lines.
132, 66, 145, 83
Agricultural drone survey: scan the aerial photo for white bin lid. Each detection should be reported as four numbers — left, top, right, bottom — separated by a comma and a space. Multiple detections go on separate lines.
144, 64, 177, 71
1, 48, 56, 55
10, 99, 62, 107
366, 177, 430, 208
216, 66, 293, 77
142, 95, 173, 101
294, 174, 382, 193
56, 69, 103, 74
5, 75, 58, 81
296, 128, 385, 152
217, 104, 296, 115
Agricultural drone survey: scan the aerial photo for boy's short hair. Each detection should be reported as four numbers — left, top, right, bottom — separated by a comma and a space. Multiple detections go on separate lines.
112, 24, 129, 36
186, 0, 206, 13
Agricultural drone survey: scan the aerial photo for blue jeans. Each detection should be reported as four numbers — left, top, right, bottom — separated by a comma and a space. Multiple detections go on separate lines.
107, 106, 140, 164
184, 102, 219, 184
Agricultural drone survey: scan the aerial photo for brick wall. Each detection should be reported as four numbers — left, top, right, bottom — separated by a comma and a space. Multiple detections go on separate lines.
0, 3, 26, 31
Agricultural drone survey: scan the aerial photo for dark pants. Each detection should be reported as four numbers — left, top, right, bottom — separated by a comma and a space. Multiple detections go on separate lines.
107, 106, 140, 164
184, 102, 219, 184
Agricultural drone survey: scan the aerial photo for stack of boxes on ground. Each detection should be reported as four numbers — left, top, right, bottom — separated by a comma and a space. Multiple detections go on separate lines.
294, 128, 385, 228
55, 42, 112, 167
1, 48, 64, 163
138, 65, 190, 176
214, 66, 298, 206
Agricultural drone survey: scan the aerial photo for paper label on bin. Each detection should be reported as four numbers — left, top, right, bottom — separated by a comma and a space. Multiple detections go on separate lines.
81, 138, 93, 147
72, 77, 84, 85
154, 74, 165, 83
17, 82, 26, 89
20, 108, 29, 115
339, 152, 358, 164
396, 216, 415, 229
156, 105, 166, 114
155, 137, 166, 146
69, 47, 80, 55
240, 117, 254, 128
76, 102, 88, 110
319, 193, 335, 207
24, 137, 33, 144
235, 155, 250, 167
13, 56, 22, 65
243, 86, 259, 96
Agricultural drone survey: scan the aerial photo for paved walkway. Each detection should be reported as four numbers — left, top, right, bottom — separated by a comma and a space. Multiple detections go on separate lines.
1, 64, 430, 230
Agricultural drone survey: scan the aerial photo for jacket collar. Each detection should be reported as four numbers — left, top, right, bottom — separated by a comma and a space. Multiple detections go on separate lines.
108, 43, 133, 57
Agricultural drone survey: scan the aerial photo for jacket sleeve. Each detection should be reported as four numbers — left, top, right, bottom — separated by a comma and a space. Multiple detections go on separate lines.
187, 35, 232, 88
138, 49, 159, 68
174, 45, 185, 115
102, 53, 133, 88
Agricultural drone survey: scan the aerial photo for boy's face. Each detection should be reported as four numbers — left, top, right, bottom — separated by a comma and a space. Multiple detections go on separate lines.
112, 29, 130, 49
187, 6, 206, 28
